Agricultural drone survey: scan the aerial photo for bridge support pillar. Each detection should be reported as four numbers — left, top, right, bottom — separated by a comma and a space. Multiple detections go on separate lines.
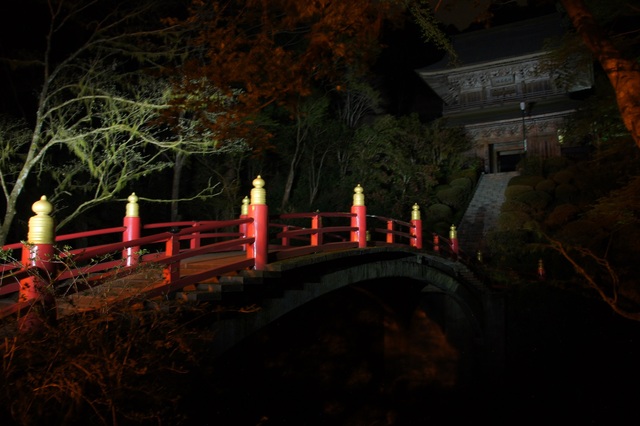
19, 196, 57, 331
351, 184, 366, 248
122, 193, 141, 266
247, 176, 268, 270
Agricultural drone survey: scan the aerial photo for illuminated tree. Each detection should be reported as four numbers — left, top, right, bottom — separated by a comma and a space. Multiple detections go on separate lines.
0, 1, 245, 245
167, 0, 452, 146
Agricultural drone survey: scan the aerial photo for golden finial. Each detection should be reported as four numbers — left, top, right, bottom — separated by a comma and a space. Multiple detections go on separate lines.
126, 193, 139, 218
353, 184, 365, 207
251, 175, 266, 205
411, 203, 421, 221
27, 196, 54, 244
241, 196, 250, 215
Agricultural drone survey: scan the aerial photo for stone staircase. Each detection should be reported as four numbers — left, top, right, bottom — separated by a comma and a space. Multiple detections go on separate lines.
457, 171, 519, 256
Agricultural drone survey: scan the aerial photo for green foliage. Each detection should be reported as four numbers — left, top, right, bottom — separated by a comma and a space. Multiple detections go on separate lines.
508, 175, 544, 188
550, 170, 574, 184
554, 183, 579, 204
497, 210, 531, 231
425, 203, 453, 225
513, 190, 553, 213
504, 185, 533, 200
486, 132, 640, 318
449, 168, 479, 185
449, 177, 473, 193
535, 178, 557, 194
436, 186, 468, 211
545, 204, 581, 230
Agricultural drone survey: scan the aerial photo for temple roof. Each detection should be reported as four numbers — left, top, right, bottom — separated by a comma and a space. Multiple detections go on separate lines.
418, 13, 566, 73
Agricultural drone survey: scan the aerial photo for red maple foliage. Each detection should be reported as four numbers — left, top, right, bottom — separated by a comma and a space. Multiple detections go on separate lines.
165, 0, 405, 149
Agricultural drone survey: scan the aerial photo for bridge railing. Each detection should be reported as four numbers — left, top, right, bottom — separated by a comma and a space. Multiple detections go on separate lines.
1, 176, 473, 326
267, 212, 359, 260
367, 214, 417, 247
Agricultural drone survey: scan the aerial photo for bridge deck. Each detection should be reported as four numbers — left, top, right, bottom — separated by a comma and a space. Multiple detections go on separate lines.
56, 251, 248, 317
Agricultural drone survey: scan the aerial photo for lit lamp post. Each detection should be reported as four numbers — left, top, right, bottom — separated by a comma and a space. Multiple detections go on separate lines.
520, 101, 527, 155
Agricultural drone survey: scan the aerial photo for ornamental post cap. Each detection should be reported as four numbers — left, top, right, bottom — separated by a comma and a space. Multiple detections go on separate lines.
449, 224, 457, 239
241, 196, 250, 215
126, 192, 139, 217
32, 195, 53, 216
253, 175, 265, 189
250, 175, 266, 205
28, 196, 54, 244
353, 184, 365, 206
411, 203, 420, 220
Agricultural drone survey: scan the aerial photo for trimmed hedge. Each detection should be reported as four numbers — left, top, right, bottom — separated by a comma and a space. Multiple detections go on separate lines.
554, 183, 579, 203
535, 179, 557, 194
509, 175, 544, 188
505, 185, 533, 200
514, 190, 553, 211
449, 177, 473, 193
551, 170, 574, 184
545, 204, 581, 229
436, 186, 468, 210
497, 210, 531, 231
426, 203, 453, 224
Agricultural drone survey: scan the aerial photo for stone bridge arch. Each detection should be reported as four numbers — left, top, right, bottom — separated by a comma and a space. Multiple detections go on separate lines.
210, 247, 505, 384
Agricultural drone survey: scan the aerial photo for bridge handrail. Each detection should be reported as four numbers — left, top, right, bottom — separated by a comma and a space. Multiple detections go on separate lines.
367, 214, 416, 245
0, 219, 255, 300
2, 180, 480, 324
269, 211, 355, 248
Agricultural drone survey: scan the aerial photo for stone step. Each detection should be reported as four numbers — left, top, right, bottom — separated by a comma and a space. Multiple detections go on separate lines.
457, 171, 518, 254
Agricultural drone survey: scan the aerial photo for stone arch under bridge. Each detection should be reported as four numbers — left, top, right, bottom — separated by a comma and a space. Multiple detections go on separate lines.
209, 246, 505, 386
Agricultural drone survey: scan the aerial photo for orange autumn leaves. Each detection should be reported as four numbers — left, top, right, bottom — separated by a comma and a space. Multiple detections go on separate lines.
166, 0, 404, 148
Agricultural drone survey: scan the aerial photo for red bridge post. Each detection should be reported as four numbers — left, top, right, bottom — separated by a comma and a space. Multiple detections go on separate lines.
351, 184, 367, 248
311, 211, 322, 246
122, 193, 141, 266
450, 224, 459, 258
247, 176, 268, 270
239, 196, 249, 251
19, 196, 56, 330
537, 259, 546, 281
411, 203, 423, 249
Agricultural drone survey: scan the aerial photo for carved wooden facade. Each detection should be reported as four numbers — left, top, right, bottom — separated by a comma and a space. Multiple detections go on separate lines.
417, 13, 593, 173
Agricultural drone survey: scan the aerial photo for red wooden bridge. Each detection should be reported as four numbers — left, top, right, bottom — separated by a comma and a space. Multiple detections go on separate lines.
0, 176, 467, 329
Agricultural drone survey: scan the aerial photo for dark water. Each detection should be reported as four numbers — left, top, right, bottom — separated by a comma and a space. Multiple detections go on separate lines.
182, 281, 640, 426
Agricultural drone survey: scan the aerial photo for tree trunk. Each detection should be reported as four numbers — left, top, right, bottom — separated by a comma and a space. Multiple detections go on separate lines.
561, 0, 640, 149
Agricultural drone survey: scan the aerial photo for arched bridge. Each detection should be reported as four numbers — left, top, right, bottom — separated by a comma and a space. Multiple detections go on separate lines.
1, 176, 504, 378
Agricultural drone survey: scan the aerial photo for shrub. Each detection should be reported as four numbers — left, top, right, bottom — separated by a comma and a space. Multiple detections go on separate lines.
545, 204, 581, 229
449, 168, 479, 185
449, 177, 473, 193
509, 175, 544, 188
554, 183, 579, 203
505, 185, 533, 200
535, 179, 557, 194
550, 170, 574, 184
514, 190, 553, 211
497, 210, 531, 231
436, 186, 468, 210
501, 199, 529, 213
426, 203, 453, 223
